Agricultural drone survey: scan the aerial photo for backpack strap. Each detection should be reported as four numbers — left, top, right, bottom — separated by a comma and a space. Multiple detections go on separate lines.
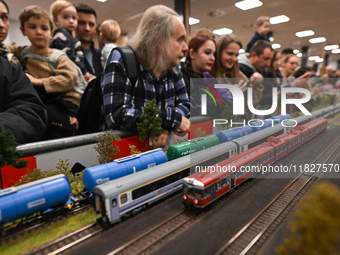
48, 49, 65, 70
20, 48, 85, 95
20, 47, 65, 71
115, 46, 139, 86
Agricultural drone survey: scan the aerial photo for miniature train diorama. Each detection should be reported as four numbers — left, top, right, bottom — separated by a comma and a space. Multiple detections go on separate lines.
0, 103, 339, 230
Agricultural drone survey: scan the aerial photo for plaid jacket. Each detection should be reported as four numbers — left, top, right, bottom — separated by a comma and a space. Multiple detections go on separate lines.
101, 49, 190, 132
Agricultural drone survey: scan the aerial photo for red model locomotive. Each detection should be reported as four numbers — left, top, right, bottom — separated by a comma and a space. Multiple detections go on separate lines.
182, 118, 327, 209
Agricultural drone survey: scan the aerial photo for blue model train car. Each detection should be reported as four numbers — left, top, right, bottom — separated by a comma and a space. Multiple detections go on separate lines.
82, 148, 168, 195
217, 115, 292, 142
266, 114, 291, 125
0, 174, 71, 225
216, 126, 253, 143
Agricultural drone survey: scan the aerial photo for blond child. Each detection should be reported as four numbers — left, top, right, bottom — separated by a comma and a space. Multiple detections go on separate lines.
10, 5, 80, 140
245, 16, 271, 53
99, 19, 121, 68
50, 0, 93, 82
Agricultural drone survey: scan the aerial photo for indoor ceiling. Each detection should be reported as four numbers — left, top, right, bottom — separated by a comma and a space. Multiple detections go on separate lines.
7, 0, 340, 68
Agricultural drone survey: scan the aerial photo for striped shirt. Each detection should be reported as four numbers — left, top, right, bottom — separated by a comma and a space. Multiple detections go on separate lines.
101, 49, 190, 132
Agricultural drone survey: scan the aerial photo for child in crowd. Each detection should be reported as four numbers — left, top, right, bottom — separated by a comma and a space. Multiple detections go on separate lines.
49, 0, 93, 82
245, 15, 271, 53
99, 19, 121, 68
10, 5, 80, 140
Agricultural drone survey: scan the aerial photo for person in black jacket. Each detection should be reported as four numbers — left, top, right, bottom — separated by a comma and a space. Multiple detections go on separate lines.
238, 40, 273, 79
0, 56, 47, 144
74, 3, 102, 77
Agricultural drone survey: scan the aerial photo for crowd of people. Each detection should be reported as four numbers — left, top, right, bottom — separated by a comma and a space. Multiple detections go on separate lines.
0, 1, 338, 147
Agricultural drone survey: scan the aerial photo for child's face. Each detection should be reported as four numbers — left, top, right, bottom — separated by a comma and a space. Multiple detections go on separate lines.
55, 5, 77, 32
258, 21, 271, 35
21, 16, 53, 50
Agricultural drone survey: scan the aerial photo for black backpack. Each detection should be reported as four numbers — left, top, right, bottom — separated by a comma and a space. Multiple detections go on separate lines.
76, 46, 139, 135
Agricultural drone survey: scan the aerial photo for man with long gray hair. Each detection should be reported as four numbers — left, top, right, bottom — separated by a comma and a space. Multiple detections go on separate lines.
101, 5, 190, 148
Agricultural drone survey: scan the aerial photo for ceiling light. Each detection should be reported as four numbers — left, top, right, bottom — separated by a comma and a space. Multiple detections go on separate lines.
293, 49, 299, 54
96, 0, 107, 2
332, 49, 340, 54
239, 49, 245, 54
213, 28, 233, 35
309, 37, 326, 43
272, 43, 281, 49
324, 45, 339, 50
296, 53, 302, 57
308, 56, 320, 61
295, 30, 314, 37
235, 0, 263, 11
315, 58, 323, 63
270, 15, 290, 25
189, 17, 200, 25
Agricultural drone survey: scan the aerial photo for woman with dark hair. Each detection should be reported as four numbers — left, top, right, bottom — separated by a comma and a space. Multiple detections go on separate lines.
210, 33, 244, 80
181, 34, 232, 116
210, 34, 263, 119
211, 34, 263, 105
0, 0, 19, 65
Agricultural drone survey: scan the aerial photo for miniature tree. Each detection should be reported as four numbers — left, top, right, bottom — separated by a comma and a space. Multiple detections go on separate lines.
329, 94, 336, 105
195, 127, 206, 137
136, 99, 162, 151
315, 95, 322, 107
94, 130, 121, 164
172, 137, 187, 144
276, 182, 340, 255
15, 159, 84, 196
129, 144, 141, 155
0, 121, 27, 189
220, 102, 237, 130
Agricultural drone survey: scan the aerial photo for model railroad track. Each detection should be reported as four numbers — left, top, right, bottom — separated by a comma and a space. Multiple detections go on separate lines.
104, 177, 259, 255
23, 221, 102, 255
0, 204, 92, 246
214, 135, 340, 255
107, 210, 196, 255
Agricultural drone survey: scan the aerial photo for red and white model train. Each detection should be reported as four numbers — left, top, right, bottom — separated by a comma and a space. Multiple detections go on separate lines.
182, 118, 327, 209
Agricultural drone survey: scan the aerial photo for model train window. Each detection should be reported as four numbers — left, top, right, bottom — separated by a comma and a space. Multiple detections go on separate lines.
217, 181, 221, 189
132, 169, 188, 200
230, 150, 234, 157
120, 194, 128, 204
222, 178, 226, 186
194, 189, 203, 198
187, 187, 194, 196
112, 198, 117, 207
205, 186, 211, 197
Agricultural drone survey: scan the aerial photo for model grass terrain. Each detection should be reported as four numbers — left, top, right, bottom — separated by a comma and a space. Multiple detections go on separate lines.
0, 209, 100, 255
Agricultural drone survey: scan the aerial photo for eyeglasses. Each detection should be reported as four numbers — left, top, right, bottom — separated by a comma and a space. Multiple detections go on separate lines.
289, 62, 299, 65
